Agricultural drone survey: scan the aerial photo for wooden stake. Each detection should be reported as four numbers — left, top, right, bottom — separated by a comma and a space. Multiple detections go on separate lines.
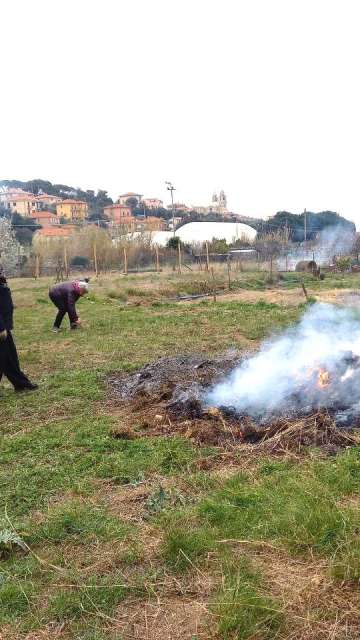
205, 242, 210, 272
177, 242, 182, 274
227, 259, 231, 290
64, 244, 69, 278
211, 267, 217, 302
123, 247, 128, 275
35, 254, 40, 279
93, 243, 98, 277
301, 282, 309, 301
155, 245, 160, 273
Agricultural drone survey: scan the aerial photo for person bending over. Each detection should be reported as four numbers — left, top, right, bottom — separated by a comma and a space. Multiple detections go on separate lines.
0, 269, 38, 393
49, 280, 89, 332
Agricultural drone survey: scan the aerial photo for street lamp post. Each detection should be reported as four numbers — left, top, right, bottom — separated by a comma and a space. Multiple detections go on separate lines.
165, 181, 176, 236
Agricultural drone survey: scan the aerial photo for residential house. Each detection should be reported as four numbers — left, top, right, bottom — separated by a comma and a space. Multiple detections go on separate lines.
167, 203, 191, 213
35, 225, 77, 239
0, 187, 29, 203
142, 216, 166, 231
56, 200, 88, 221
36, 193, 62, 207
3, 193, 41, 216
104, 203, 135, 227
30, 211, 60, 227
143, 198, 163, 210
118, 192, 143, 206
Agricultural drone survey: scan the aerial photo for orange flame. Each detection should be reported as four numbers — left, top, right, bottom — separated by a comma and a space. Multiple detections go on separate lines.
318, 368, 330, 388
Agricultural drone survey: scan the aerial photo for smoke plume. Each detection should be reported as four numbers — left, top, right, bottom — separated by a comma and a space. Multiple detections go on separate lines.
206, 303, 360, 425
277, 225, 356, 271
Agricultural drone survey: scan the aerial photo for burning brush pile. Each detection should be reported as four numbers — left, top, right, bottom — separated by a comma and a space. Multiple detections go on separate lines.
108, 304, 360, 451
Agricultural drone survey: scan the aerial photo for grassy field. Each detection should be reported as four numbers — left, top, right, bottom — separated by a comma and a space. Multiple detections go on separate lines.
1, 271, 360, 639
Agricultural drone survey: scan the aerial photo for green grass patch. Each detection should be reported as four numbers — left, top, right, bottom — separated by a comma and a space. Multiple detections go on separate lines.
0, 580, 34, 624
0, 415, 202, 518
162, 450, 360, 568
49, 571, 141, 622
214, 557, 283, 640
28, 501, 132, 545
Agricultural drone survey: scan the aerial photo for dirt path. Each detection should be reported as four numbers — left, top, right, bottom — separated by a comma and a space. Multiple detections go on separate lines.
182, 287, 360, 307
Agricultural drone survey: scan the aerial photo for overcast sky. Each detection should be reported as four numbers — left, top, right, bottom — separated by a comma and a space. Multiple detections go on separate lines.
1, 0, 360, 225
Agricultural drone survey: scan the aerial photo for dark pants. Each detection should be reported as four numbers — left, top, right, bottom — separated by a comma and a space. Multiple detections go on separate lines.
0, 332, 32, 390
49, 293, 71, 328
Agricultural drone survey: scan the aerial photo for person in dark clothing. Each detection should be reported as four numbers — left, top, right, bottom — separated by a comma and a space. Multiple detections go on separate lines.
49, 280, 89, 331
0, 269, 38, 393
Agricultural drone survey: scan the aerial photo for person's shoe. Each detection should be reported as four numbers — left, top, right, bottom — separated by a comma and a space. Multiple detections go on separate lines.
52, 327, 61, 333
15, 383, 39, 393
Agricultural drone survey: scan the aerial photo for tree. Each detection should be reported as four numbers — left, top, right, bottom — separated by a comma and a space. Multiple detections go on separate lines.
336, 256, 352, 272
125, 197, 139, 211
0, 217, 22, 274
351, 234, 360, 261
87, 210, 110, 229
11, 213, 40, 245
71, 255, 90, 267
208, 238, 229, 253
254, 231, 284, 277
167, 236, 180, 249
0, 204, 10, 219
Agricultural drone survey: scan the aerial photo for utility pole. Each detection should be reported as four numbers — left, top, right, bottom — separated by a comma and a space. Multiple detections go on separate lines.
165, 181, 176, 236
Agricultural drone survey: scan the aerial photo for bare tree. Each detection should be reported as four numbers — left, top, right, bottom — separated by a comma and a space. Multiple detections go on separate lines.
0, 217, 22, 275
254, 231, 285, 277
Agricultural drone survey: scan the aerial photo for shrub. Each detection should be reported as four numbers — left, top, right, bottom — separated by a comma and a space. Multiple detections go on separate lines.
71, 255, 90, 267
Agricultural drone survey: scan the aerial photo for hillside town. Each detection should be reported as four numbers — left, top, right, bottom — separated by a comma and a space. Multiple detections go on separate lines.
0, 184, 255, 242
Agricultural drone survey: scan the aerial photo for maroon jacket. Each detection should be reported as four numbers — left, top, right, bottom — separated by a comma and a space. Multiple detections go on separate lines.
49, 281, 81, 324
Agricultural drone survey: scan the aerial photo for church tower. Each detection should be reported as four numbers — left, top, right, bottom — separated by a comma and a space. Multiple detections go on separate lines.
219, 190, 227, 210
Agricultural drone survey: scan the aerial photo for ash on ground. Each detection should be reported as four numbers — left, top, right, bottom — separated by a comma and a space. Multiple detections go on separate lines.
109, 352, 243, 418
107, 353, 358, 451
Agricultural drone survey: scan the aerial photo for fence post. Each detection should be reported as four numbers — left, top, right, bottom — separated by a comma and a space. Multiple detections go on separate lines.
64, 244, 69, 278
35, 254, 40, 279
227, 259, 231, 290
155, 245, 160, 273
206, 242, 210, 272
123, 247, 128, 275
211, 267, 217, 302
177, 242, 182, 274
93, 243, 98, 277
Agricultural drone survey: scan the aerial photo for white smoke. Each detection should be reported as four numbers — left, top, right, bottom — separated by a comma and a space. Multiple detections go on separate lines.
277, 225, 356, 271
206, 303, 360, 422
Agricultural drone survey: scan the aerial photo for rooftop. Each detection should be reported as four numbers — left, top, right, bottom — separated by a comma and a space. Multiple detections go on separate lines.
36, 226, 77, 237
36, 193, 62, 200
57, 199, 87, 205
104, 203, 131, 210
119, 192, 143, 197
31, 211, 58, 218
7, 195, 39, 202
